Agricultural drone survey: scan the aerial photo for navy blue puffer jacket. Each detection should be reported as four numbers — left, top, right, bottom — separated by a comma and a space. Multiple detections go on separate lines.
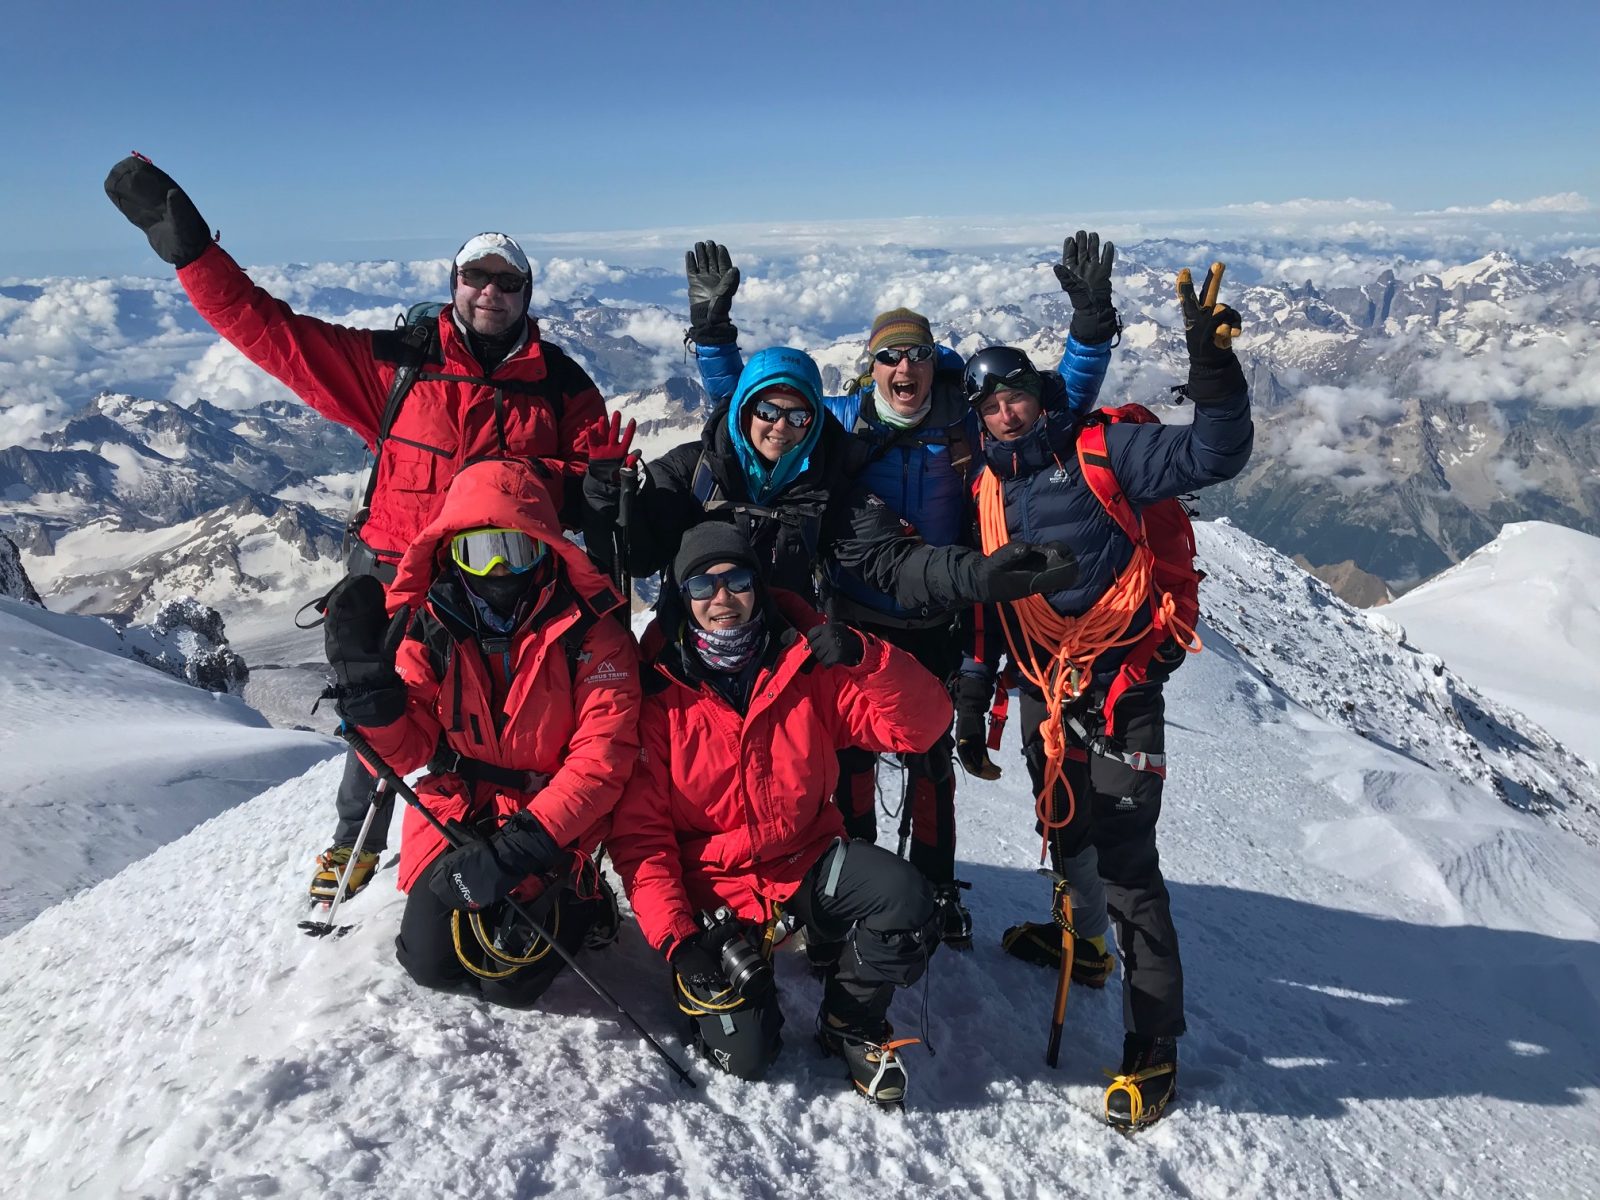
966, 373, 1252, 682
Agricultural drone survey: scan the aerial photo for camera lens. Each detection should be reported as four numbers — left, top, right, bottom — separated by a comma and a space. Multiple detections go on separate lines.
719, 934, 774, 999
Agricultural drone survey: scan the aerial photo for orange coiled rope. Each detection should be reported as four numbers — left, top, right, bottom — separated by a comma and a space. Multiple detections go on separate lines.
976, 468, 1160, 860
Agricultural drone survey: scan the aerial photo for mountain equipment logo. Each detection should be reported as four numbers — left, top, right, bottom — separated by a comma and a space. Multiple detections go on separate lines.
1050, 465, 1070, 484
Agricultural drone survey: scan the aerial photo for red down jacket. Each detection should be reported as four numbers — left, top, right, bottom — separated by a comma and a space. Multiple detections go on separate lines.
177, 245, 605, 569
608, 593, 954, 952
355, 459, 641, 893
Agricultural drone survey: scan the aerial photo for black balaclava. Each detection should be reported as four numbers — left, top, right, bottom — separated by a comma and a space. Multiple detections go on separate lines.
460, 563, 541, 623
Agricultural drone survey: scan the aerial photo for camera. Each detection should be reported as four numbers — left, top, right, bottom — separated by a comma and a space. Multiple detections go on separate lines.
699, 906, 774, 1000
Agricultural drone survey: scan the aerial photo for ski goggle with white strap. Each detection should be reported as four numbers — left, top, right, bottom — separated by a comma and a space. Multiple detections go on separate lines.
449, 528, 546, 576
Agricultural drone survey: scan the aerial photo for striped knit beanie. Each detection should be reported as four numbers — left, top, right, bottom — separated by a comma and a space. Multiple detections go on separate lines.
867, 308, 933, 353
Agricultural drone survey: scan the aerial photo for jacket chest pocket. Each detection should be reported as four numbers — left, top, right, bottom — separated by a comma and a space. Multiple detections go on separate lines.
382, 440, 445, 492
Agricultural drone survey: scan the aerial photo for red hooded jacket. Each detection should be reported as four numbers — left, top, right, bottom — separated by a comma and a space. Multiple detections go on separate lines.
608, 593, 954, 953
177, 245, 605, 571
355, 459, 641, 893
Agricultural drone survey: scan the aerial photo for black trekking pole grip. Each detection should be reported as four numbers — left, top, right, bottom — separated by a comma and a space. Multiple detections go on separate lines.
612, 460, 639, 598
336, 724, 699, 1089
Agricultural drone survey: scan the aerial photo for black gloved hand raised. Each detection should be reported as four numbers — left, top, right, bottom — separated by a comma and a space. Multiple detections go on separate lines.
685, 240, 740, 345
1176, 262, 1247, 404
969, 541, 1078, 604
949, 673, 1003, 780
104, 155, 213, 269
1053, 230, 1119, 345
805, 622, 866, 669
322, 574, 410, 727
428, 811, 564, 912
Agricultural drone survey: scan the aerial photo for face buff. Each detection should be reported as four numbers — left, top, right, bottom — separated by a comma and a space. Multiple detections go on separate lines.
690, 613, 765, 673
873, 386, 933, 430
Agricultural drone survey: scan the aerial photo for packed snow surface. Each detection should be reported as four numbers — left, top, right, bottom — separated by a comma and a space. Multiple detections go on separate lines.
2, 524, 1597, 1198
1386, 521, 1600, 762
0, 597, 337, 935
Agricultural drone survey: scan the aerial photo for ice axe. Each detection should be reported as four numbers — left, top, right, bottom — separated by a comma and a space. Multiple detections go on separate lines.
1040, 868, 1076, 1068
335, 722, 698, 1089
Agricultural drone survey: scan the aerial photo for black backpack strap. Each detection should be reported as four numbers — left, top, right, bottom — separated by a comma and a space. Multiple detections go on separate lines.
358, 319, 439, 517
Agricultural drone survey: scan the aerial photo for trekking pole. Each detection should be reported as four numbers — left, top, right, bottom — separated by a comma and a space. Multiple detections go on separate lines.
1041, 869, 1075, 1068
611, 456, 640, 601
299, 780, 386, 939
337, 723, 698, 1089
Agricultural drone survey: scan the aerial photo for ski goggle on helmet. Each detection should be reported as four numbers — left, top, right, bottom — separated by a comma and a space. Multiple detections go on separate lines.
963, 346, 1042, 405
449, 527, 547, 576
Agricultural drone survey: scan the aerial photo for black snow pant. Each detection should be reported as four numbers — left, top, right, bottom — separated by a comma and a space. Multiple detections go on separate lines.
681, 839, 938, 1081
1020, 683, 1186, 1039
332, 748, 396, 854
396, 858, 598, 1009
832, 623, 960, 884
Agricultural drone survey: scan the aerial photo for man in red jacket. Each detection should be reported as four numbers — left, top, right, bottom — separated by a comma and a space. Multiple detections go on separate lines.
322, 459, 639, 1005
105, 156, 610, 904
608, 522, 950, 1106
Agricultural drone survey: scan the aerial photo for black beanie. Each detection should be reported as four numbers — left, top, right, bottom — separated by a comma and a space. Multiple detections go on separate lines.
673, 521, 760, 584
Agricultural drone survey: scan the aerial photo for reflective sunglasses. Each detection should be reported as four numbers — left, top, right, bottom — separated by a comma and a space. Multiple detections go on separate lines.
450, 528, 546, 576
458, 266, 529, 291
872, 344, 936, 367
750, 398, 815, 428
680, 566, 757, 601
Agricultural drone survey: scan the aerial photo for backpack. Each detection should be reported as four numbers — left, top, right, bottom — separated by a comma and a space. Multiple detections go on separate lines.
1075, 404, 1204, 733
688, 449, 826, 594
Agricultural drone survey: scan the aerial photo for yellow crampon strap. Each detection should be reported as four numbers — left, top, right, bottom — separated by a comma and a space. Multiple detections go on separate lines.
1103, 1061, 1177, 1127
450, 902, 559, 980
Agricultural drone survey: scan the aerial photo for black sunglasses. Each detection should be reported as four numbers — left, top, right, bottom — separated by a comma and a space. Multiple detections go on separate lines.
680, 566, 757, 601
750, 398, 815, 428
458, 266, 528, 291
873, 344, 936, 367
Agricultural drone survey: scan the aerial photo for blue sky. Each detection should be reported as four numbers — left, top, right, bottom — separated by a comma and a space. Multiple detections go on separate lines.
3, 0, 1597, 276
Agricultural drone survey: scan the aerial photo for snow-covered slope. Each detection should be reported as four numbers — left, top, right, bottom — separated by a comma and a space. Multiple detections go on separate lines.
1385, 522, 1600, 761
0, 597, 338, 935
2, 526, 1597, 1198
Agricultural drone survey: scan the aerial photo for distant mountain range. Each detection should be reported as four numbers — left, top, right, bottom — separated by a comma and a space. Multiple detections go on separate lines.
2, 242, 1595, 620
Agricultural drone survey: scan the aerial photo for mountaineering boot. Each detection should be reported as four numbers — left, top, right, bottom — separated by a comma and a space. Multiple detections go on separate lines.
308, 844, 380, 904
817, 1013, 914, 1108
1104, 1034, 1178, 1130
932, 880, 974, 949
1001, 921, 1116, 986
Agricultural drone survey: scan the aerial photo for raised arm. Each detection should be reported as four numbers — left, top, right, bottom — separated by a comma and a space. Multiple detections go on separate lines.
105, 156, 390, 445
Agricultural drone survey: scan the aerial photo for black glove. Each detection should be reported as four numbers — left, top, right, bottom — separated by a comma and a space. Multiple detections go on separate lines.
668, 929, 727, 989
1053, 230, 1119, 344
969, 541, 1078, 604
428, 811, 564, 912
949, 673, 1002, 780
1177, 263, 1247, 404
805, 622, 865, 669
104, 155, 212, 269
685, 240, 740, 345
323, 574, 410, 727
